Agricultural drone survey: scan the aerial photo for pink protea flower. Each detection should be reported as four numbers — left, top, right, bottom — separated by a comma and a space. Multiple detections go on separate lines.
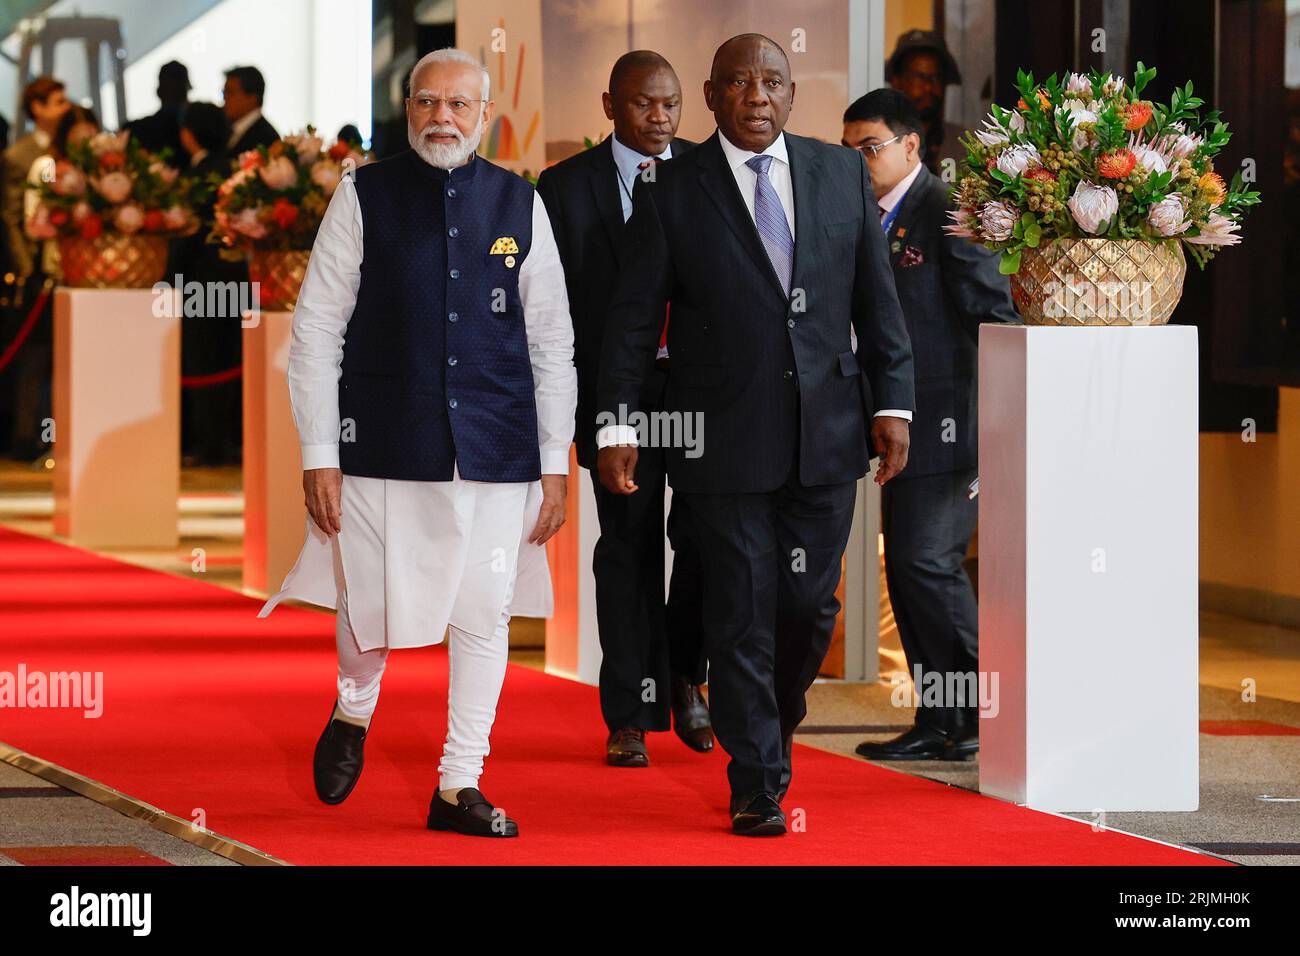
1185, 213, 1242, 247
978, 200, 1018, 242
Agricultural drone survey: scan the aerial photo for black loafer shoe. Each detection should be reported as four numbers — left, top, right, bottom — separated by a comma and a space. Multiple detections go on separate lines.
670, 675, 714, 753
606, 727, 649, 767
854, 724, 954, 761
313, 707, 369, 804
426, 787, 519, 837
946, 731, 979, 760
775, 733, 794, 802
730, 792, 786, 836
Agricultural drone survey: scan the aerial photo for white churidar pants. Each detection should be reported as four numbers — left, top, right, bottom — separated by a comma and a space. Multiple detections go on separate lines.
260, 462, 554, 792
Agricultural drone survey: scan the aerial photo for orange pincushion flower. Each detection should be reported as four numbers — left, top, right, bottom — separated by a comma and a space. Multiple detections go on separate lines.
1198, 171, 1227, 206
1026, 166, 1058, 183
1016, 89, 1051, 111
1097, 149, 1137, 179
1123, 101, 1153, 131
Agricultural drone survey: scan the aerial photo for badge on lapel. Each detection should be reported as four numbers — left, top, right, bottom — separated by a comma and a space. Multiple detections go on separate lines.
890, 240, 901, 253
489, 236, 520, 268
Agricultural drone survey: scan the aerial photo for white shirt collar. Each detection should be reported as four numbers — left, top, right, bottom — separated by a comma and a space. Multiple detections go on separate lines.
717, 129, 788, 172
878, 160, 924, 215
228, 107, 262, 145
609, 133, 671, 183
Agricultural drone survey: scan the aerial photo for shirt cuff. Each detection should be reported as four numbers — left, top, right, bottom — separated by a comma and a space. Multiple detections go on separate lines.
596, 424, 639, 448
874, 409, 913, 422
301, 443, 340, 470
539, 448, 570, 475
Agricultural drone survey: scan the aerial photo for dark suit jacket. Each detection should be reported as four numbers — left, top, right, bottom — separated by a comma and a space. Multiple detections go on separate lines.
229, 114, 280, 154
597, 130, 915, 495
127, 106, 186, 169
535, 134, 696, 469
884, 164, 1018, 478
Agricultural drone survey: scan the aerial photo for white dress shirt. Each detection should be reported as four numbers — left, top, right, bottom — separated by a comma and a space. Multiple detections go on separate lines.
877, 159, 924, 219
716, 129, 795, 239
287, 170, 577, 475
227, 107, 263, 150
596, 130, 909, 449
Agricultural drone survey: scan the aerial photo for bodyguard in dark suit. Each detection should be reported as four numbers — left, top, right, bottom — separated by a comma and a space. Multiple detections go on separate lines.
222, 66, 279, 154
536, 51, 712, 768
126, 60, 190, 170
841, 90, 1017, 762
172, 102, 244, 466
596, 35, 915, 834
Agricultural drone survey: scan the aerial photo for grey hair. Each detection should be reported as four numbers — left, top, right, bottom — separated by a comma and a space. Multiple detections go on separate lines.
407, 47, 490, 100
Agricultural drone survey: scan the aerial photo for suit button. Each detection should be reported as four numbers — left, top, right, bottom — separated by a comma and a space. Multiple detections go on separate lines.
448, 226, 459, 237
783, 370, 793, 380
449, 269, 460, 279
448, 312, 458, 322
447, 188, 457, 198
448, 398, 458, 409
448, 356, 458, 366
787, 318, 795, 328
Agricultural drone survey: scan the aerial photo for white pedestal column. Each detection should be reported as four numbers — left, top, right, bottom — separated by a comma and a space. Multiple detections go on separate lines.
242, 310, 305, 597
978, 324, 1199, 812
52, 288, 179, 549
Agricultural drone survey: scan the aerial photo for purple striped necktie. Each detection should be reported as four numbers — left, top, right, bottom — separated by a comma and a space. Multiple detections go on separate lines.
745, 154, 793, 296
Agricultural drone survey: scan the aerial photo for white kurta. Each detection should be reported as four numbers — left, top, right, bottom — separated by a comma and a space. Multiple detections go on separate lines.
257, 160, 576, 651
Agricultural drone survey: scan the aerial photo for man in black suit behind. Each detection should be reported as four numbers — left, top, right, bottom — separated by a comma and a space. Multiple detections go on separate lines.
126, 60, 190, 170
597, 34, 915, 835
536, 51, 712, 769
223, 66, 279, 154
841, 90, 1018, 763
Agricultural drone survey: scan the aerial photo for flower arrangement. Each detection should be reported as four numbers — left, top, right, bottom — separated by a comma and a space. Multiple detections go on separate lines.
209, 128, 372, 254
28, 130, 198, 240
945, 63, 1261, 273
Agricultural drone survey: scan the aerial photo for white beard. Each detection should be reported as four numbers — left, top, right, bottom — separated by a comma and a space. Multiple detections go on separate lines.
409, 111, 485, 169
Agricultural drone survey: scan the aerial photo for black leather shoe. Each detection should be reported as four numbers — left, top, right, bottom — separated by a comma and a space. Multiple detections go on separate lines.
776, 733, 793, 802
606, 727, 649, 767
730, 792, 787, 836
313, 707, 368, 804
854, 724, 954, 761
670, 675, 714, 752
426, 787, 519, 837
946, 732, 979, 760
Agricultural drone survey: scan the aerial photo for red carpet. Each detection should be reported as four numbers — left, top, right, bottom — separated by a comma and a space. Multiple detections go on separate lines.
0, 527, 1227, 866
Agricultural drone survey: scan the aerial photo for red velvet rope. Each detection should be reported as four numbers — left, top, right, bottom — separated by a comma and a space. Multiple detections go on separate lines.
180, 367, 242, 388
0, 285, 51, 374
0, 285, 243, 388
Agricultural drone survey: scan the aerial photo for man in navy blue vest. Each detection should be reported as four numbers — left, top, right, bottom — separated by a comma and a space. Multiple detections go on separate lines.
261, 48, 577, 839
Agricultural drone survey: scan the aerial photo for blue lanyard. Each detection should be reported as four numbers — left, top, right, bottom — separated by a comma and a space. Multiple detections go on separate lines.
880, 200, 903, 235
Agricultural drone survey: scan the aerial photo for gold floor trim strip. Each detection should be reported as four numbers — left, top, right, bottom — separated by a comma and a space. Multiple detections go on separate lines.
0, 740, 289, 867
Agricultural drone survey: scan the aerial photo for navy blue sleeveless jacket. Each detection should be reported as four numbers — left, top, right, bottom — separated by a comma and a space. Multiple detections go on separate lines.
338, 149, 539, 481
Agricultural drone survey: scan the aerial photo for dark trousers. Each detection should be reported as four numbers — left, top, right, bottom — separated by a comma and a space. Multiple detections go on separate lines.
678, 463, 856, 798
4, 272, 52, 458
881, 466, 980, 736
590, 441, 707, 733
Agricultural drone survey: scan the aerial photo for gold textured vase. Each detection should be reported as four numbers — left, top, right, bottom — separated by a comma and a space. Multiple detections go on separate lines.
249, 250, 311, 311
1010, 239, 1187, 326
58, 234, 169, 289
